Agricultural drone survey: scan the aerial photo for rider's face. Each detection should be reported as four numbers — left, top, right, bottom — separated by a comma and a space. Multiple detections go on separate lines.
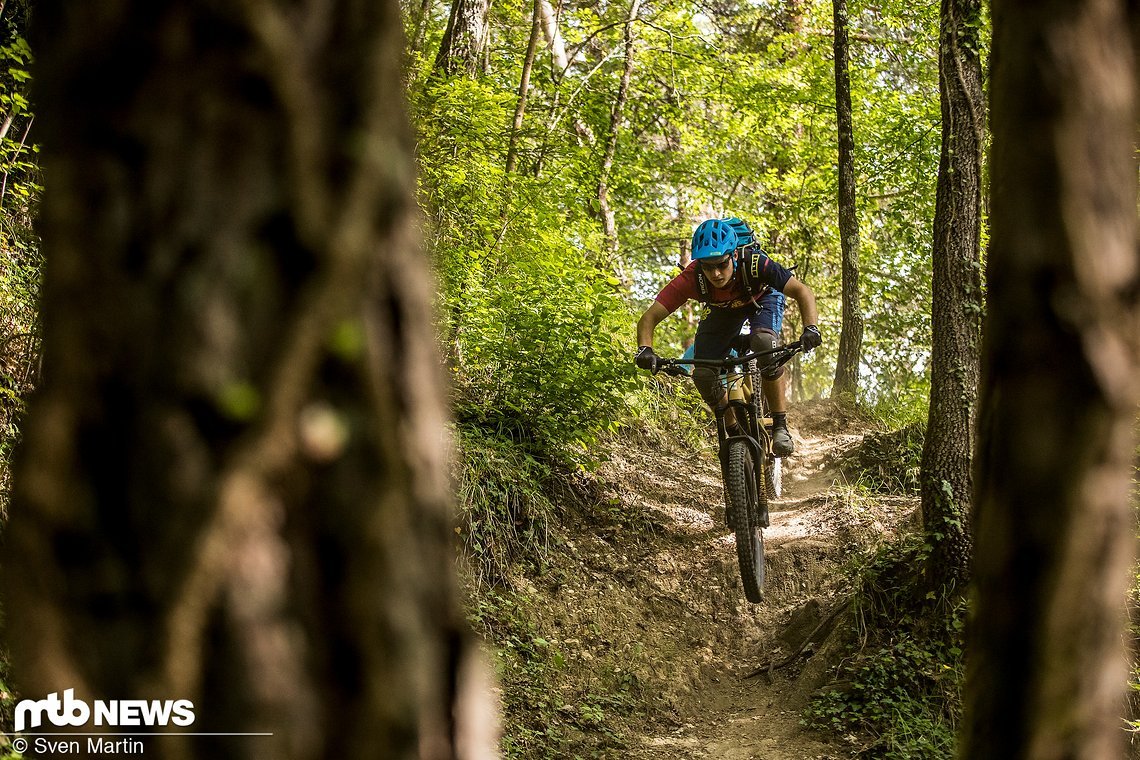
699, 255, 735, 288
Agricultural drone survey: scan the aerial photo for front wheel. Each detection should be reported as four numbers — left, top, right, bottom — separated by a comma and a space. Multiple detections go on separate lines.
726, 440, 766, 603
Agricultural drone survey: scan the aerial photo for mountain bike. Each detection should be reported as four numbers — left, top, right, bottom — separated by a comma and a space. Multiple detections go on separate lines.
657, 339, 803, 603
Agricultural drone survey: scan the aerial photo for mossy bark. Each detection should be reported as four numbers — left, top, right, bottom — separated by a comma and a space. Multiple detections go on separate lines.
830, 0, 864, 401
920, 0, 985, 589
3, 3, 491, 758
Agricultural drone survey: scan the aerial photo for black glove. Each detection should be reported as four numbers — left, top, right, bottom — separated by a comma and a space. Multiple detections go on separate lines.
634, 345, 659, 373
801, 325, 822, 352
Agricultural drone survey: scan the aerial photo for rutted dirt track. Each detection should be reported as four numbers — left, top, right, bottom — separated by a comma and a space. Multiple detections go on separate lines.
588, 401, 918, 759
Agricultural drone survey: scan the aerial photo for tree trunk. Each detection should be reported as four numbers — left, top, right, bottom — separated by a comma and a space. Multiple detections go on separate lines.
919, 0, 984, 590
531, 0, 596, 177
539, 0, 594, 146
962, 0, 1139, 756
829, 0, 864, 400
411, 0, 437, 56
505, 0, 543, 177
539, 0, 569, 79
434, 0, 491, 77
3, 3, 495, 759
595, 0, 641, 264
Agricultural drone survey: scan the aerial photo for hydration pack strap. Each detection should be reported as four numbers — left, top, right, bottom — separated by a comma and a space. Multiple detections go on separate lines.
696, 267, 711, 300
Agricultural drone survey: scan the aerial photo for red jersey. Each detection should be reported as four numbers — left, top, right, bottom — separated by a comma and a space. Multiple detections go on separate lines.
654, 255, 793, 314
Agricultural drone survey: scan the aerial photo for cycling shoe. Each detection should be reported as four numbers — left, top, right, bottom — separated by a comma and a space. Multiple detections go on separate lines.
771, 426, 794, 457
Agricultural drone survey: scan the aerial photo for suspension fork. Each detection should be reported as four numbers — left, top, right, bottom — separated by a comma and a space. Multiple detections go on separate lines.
715, 397, 766, 490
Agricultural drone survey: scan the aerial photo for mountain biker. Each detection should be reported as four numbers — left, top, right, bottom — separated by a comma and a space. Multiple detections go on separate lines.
634, 218, 821, 456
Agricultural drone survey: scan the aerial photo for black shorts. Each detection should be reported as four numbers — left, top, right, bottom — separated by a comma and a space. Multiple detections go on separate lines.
692, 291, 786, 360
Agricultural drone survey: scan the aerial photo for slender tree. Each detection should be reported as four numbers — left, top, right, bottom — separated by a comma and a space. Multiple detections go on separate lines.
411, 0, 438, 56
505, 0, 543, 177
3, 2, 494, 758
532, 0, 596, 176
595, 0, 641, 265
539, 0, 568, 79
920, 0, 985, 588
830, 0, 864, 400
962, 0, 1139, 756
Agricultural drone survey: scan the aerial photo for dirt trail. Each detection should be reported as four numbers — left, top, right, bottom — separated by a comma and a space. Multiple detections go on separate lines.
593, 402, 916, 759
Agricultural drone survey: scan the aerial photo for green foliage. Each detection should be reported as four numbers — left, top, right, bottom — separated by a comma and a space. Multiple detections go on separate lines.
403, 0, 960, 498
470, 586, 641, 760
456, 427, 557, 585
415, 76, 639, 461
0, 29, 40, 261
621, 370, 710, 452
409, 0, 948, 424
864, 384, 932, 431
838, 420, 926, 495
0, 12, 37, 755
449, 247, 635, 455
0, 18, 39, 521
804, 534, 965, 759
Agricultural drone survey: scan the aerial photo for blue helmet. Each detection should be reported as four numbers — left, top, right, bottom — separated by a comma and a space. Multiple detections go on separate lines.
691, 219, 738, 261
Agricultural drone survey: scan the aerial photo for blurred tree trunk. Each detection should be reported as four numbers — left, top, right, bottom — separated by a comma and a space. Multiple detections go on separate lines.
829, 0, 864, 401
3, 2, 495, 759
434, 0, 491, 77
962, 0, 1139, 756
919, 0, 984, 590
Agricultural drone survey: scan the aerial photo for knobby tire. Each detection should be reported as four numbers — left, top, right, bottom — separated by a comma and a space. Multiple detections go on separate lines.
753, 367, 781, 503
766, 456, 781, 501
726, 439, 766, 603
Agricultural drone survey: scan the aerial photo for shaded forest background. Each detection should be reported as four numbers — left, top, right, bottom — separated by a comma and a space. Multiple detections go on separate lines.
415, 0, 948, 454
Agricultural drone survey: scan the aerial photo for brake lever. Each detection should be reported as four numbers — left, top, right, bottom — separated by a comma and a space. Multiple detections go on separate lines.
660, 364, 690, 377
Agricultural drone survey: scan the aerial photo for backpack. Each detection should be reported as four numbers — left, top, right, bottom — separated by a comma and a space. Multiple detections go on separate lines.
694, 217, 772, 305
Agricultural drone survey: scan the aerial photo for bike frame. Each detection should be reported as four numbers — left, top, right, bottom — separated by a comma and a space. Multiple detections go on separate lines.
657, 340, 802, 527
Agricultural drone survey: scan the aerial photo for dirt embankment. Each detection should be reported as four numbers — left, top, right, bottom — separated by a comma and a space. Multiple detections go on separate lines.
503, 400, 919, 759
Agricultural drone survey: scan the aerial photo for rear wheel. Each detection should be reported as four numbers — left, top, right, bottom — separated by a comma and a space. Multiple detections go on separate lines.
765, 456, 781, 501
726, 440, 766, 603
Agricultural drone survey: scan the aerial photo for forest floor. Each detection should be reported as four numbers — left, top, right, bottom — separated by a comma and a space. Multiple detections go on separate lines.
490, 399, 922, 758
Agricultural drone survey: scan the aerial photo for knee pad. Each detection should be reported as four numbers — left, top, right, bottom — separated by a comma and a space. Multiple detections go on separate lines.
750, 330, 785, 380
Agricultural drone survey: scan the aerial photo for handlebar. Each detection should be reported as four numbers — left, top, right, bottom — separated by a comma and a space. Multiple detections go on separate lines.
655, 341, 804, 377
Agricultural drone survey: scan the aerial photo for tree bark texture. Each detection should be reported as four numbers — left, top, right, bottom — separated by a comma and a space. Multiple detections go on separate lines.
829, 0, 864, 400
434, 0, 491, 77
962, 1, 1139, 757
919, 0, 984, 589
3, 3, 495, 759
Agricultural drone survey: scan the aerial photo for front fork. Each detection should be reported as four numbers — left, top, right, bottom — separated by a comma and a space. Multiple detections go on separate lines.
716, 400, 771, 529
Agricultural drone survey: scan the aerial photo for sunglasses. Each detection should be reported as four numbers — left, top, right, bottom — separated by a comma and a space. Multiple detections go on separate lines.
699, 256, 734, 273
